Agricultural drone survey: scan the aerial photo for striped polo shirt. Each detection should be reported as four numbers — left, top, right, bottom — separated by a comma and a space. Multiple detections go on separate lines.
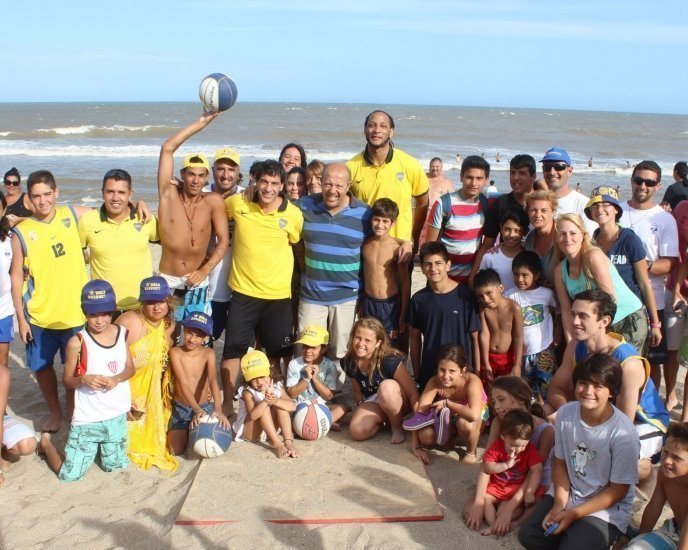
297, 193, 372, 305
429, 191, 486, 282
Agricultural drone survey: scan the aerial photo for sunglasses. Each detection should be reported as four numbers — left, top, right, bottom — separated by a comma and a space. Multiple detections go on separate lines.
632, 176, 659, 187
4, 180, 20, 187
543, 163, 569, 173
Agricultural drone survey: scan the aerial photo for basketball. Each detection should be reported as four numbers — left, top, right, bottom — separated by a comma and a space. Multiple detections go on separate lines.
199, 73, 238, 113
188, 415, 233, 458
292, 401, 332, 441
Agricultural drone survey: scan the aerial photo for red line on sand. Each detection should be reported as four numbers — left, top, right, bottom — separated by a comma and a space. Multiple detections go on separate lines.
266, 514, 444, 525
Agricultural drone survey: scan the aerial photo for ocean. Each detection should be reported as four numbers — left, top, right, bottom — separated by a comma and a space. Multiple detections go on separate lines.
1, 102, 687, 208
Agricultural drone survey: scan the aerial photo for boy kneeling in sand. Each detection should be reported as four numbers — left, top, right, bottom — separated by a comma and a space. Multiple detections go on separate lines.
40, 281, 134, 481
167, 312, 230, 455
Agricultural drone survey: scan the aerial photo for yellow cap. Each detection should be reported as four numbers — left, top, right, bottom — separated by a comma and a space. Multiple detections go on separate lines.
295, 325, 329, 347
214, 147, 240, 166
182, 153, 210, 171
240, 350, 270, 381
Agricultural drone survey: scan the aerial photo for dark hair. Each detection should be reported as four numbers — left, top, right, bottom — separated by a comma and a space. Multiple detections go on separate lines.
473, 268, 502, 289
461, 155, 490, 178
572, 352, 622, 398
102, 168, 132, 190
500, 409, 534, 440
419, 240, 449, 263
510, 154, 536, 176
632, 160, 661, 182
279, 143, 307, 170
0, 193, 9, 241
674, 161, 688, 181
573, 289, 617, 322
491, 376, 545, 418
3, 167, 20, 184
27, 170, 57, 192
512, 250, 542, 276
287, 166, 307, 180
500, 207, 529, 233
364, 110, 395, 130
371, 198, 399, 222
430, 157, 442, 164
256, 159, 286, 185
249, 160, 264, 178
436, 344, 469, 372
666, 422, 688, 448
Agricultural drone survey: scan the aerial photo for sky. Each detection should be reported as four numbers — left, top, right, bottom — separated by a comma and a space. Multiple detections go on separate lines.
3, 1, 688, 114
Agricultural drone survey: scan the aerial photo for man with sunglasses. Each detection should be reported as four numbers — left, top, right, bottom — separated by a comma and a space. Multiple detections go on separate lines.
540, 147, 597, 236
3, 167, 33, 227
619, 160, 679, 405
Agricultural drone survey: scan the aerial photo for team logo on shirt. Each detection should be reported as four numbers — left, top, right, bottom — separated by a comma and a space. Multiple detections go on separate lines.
107, 360, 118, 374
396, 172, 404, 182
62, 218, 71, 228
134, 222, 142, 232
279, 218, 287, 229
28, 231, 38, 241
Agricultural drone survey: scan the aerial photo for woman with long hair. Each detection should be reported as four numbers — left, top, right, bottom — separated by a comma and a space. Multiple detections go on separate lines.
523, 190, 559, 288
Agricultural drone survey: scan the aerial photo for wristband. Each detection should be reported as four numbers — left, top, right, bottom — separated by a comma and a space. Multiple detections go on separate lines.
650, 322, 662, 328
646, 259, 654, 272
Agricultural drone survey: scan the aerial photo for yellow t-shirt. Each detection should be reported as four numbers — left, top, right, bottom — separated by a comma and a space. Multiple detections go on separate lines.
14, 206, 87, 329
79, 206, 159, 310
225, 194, 303, 300
347, 147, 429, 241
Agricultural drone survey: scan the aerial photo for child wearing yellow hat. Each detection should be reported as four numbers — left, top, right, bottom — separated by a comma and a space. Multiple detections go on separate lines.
232, 350, 298, 458
285, 326, 347, 429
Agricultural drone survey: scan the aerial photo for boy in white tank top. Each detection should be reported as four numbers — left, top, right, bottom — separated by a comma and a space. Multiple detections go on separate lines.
39, 280, 135, 482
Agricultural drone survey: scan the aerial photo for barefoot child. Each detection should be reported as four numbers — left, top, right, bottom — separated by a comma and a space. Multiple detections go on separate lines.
361, 198, 410, 349
625, 422, 688, 549
167, 312, 230, 455
233, 350, 298, 459
285, 325, 346, 427
478, 209, 529, 292
474, 268, 524, 384
480, 409, 543, 536
40, 280, 135, 481
464, 376, 554, 536
343, 317, 418, 444
405, 344, 488, 464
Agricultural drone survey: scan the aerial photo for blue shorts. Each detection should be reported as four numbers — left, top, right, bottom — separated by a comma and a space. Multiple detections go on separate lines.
522, 345, 558, 399
361, 294, 400, 345
210, 300, 231, 341
0, 315, 14, 344
172, 285, 211, 322
59, 413, 128, 482
169, 400, 215, 431
26, 324, 82, 372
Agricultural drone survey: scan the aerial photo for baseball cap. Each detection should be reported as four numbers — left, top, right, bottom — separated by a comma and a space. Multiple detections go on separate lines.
138, 276, 171, 302
182, 312, 213, 336
182, 153, 210, 171
241, 350, 271, 382
214, 148, 240, 166
540, 147, 572, 166
295, 325, 329, 347
584, 186, 622, 221
81, 280, 116, 314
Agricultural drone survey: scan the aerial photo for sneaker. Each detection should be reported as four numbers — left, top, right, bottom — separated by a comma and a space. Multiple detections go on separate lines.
402, 409, 436, 431
435, 407, 452, 446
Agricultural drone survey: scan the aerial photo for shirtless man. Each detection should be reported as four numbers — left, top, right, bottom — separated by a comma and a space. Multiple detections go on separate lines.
427, 157, 454, 204
361, 198, 410, 350
157, 114, 229, 327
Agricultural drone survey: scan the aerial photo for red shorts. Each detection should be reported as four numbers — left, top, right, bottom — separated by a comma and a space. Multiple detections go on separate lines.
488, 348, 515, 378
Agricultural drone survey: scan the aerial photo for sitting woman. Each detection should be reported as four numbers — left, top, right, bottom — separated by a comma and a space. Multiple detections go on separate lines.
116, 276, 178, 473
343, 317, 418, 444
553, 213, 648, 352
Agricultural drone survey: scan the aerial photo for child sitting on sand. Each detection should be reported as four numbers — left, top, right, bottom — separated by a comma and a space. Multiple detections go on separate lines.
285, 325, 346, 428
167, 312, 230, 455
40, 280, 135, 482
404, 344, 488, 464
480, 409, 543, 536
233, 350, 298, 459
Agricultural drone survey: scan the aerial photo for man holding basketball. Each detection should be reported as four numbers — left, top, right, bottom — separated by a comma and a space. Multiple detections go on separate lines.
156, 114, 229, 330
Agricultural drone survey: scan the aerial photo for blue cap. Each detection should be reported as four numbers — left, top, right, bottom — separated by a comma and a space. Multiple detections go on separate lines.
540, 147, 572, 166
81, 280, 116, 314
182, 312, 213, 336
138, 276, 170, 302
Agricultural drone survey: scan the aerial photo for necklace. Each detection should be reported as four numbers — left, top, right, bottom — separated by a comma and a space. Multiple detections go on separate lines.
181, 195, 201, 247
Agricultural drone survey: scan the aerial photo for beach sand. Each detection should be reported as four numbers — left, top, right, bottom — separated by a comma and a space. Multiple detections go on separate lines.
1, 247, 683, 549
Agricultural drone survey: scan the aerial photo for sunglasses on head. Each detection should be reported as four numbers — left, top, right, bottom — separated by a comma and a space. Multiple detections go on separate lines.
543, 163, 569, 173
4, 180, 19, 187
632, 176, 659, 187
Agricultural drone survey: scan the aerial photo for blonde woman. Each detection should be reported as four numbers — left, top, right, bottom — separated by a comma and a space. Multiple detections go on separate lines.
523, 190, 559, 287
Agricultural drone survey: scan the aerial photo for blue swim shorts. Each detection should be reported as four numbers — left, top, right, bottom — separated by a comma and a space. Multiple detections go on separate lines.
168, 400, 215, 431
26, 324, 82, 372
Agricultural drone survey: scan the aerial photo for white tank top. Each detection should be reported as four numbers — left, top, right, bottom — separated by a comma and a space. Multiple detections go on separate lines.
0, 236, 14, 319
72, 326, 131, 425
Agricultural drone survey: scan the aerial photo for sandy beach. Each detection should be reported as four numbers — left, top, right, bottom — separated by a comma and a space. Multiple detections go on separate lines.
1, 246, 684, 549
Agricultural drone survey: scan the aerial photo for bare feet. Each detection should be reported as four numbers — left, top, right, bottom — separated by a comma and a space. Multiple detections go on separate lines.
274, 443, 290, 459
480, 527, 493, 536
221, 400, 234, 418
284, 438, 299, 458
666, 393, 678, 412
462, 451, 479, 464
41, 413, 62, 434
390, 427, 405, 444
38, 432, 52, 455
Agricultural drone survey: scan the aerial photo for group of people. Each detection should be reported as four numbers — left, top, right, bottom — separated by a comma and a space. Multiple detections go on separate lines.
1, 107, 688, 549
